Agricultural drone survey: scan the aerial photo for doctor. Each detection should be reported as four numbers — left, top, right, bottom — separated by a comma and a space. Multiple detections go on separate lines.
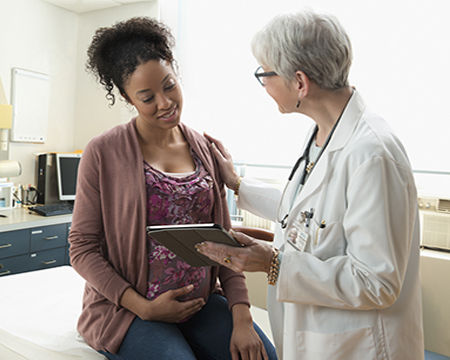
198, 11, 424, 360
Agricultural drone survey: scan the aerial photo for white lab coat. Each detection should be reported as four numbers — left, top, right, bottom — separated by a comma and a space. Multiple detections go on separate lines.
238, 91, 424, 360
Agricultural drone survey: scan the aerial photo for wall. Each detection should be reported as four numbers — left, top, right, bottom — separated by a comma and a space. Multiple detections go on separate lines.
160, 1, 313, 170
0, 0, 78, 186
160, 0, 450, 196
73, 1, 160, 150
0, 0, 160, 186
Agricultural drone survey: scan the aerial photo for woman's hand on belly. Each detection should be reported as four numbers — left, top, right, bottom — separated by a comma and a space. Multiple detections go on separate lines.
141, 284, 205, 323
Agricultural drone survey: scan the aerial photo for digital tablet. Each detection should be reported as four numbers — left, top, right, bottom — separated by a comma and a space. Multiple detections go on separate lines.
146, 223, 240, 267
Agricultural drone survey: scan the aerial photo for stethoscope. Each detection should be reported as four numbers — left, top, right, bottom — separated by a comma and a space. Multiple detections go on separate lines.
276, 119, 341, 229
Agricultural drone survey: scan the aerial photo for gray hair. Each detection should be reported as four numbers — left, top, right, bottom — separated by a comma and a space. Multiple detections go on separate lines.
251, 11, 352, 89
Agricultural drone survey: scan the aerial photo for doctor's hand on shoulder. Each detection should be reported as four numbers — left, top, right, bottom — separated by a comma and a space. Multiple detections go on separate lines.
204, 133, 241, 193
197, 230, 274, 274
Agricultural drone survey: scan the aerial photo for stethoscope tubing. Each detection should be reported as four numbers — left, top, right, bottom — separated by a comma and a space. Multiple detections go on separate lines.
276, 130, 315, 227
276, 114, 343, 228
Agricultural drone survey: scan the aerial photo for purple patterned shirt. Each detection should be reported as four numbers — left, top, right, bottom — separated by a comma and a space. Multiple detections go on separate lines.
145, 153, 214, 302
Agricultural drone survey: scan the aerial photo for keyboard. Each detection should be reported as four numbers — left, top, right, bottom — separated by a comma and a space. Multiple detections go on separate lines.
29, 203, 74, 216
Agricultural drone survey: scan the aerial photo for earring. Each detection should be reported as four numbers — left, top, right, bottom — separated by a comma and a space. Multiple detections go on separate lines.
296, 99, 301, 108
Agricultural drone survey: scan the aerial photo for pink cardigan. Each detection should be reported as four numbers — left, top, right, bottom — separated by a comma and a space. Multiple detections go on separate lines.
69, 119, 249, 353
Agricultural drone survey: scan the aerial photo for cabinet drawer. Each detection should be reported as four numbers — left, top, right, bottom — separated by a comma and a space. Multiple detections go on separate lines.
66, 245, 71, 265
30, 224, 67, 252
29, 247, 66, 271
66, 223, 72, 265
0, 254, 30, 277
0, 229, 29, 259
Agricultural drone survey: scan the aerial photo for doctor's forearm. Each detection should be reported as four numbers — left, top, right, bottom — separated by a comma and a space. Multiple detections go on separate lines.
237, 178, 282, 222
277, 252, 399, 310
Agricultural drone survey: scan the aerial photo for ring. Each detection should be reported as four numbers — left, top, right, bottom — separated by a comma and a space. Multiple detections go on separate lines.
223, 256, 232, 264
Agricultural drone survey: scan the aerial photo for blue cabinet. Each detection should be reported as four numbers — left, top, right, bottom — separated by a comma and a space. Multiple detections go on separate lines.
30, 224, 67, 252
0, 229, 29, 259
66, 223, 71, 265
0, 254, 30, 276
29, 247, 67, 271
0, 222, 71, 277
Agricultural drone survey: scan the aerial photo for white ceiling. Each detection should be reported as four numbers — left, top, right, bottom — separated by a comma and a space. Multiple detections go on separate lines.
42, 0, 152, 14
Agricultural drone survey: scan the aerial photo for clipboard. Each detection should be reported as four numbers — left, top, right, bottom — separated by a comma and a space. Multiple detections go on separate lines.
146, 223, 240, 267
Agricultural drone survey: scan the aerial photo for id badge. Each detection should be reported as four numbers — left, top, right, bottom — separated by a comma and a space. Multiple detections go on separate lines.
287, 218, 309, 252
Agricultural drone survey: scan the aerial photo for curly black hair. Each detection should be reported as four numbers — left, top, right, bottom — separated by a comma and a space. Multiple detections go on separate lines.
86, 17, 175, 105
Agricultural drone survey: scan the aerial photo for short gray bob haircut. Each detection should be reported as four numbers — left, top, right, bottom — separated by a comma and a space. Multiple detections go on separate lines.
251, 11, 352, 89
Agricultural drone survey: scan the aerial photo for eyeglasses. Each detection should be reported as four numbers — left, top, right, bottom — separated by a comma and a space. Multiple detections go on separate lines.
254, 66, 278, 86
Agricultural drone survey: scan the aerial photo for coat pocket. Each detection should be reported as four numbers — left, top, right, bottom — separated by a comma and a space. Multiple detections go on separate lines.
311, 220, 345, 260
296, 327, 377, 360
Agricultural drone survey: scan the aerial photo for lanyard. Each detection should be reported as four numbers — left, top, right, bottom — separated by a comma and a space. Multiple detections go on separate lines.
278, 117, 342, 229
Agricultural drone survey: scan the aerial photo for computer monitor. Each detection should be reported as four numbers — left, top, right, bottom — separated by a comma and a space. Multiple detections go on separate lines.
55, 153, 81, 201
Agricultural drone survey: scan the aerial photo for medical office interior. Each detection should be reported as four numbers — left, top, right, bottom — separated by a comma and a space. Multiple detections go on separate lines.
0, 0, 449, 358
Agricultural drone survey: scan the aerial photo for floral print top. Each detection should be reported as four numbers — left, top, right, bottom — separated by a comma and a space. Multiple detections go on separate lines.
145, 152, 214, 302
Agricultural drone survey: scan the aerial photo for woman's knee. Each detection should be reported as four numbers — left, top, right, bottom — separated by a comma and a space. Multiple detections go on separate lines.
113, 317, 197, 360
252, 322, 278, 360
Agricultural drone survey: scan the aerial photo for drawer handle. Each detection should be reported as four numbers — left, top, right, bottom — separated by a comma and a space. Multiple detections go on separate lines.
0, 270, 11, 276
0, 243, 12, 249
45, 236, 59, 240
42, 259, 57, 265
